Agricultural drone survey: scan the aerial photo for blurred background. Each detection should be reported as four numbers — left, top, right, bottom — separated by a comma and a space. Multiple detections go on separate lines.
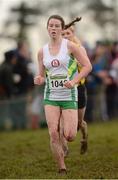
0, 0, 118, 130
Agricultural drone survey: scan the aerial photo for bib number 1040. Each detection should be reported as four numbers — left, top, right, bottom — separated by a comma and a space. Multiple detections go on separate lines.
51, 79, 67, 88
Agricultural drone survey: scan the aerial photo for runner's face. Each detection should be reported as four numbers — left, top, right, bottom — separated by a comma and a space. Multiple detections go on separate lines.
62, 28, 73, 41
47, 18, 63, 39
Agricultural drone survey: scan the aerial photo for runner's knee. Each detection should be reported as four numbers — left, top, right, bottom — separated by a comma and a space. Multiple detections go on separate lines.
79, 120, 86, 128
64, 131, 77, 142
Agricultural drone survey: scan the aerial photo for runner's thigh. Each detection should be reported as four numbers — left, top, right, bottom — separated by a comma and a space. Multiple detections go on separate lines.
62, 109, 78, 140
44, 105, 61, 135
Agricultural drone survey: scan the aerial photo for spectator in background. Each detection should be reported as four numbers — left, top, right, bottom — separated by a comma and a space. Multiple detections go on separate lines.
0, 50, 17, 129
111, 41, 118, 61
104, 41, 118, 119
85, 42, 109, 122
9, 40, 34, 129
13, 40, 34, 95
0, 50, 17, 100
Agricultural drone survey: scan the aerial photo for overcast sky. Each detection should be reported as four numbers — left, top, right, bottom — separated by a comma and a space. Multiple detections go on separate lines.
0, 0, 114, 22
0, 0, 115, 63
0, 0, 20, 22
0, 0, 40, 63
0, 0, 99, 62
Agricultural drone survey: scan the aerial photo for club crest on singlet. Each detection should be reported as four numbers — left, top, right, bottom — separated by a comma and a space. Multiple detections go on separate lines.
51, 59, 60, 67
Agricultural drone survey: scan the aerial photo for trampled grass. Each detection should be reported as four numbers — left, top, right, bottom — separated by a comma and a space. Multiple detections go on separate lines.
0, 119, 118, 179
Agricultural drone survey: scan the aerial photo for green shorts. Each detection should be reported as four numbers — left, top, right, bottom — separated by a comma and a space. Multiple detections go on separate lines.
44, 99, 78, 109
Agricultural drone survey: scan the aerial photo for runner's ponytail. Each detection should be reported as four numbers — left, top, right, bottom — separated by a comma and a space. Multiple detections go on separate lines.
64, 17, 82, 29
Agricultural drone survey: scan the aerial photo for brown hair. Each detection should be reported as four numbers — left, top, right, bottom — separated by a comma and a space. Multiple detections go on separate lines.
64, 17, 82, 30
47, 15, 65, 29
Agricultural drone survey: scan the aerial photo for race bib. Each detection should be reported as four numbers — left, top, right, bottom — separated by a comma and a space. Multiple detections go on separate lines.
49, 74, 69, 89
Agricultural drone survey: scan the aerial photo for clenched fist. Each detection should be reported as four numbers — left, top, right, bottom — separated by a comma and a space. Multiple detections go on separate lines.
34, 75, 45, 85
64, 80, 76, 89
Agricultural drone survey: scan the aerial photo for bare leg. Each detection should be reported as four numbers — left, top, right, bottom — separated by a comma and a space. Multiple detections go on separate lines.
80, 120, 88, 140
78, 107, 88, 154
44, 105, 66, 170
59, 109, 78, 158
62, 109, 78, 142
59, 116, 69, 157
60, 107, 88, 156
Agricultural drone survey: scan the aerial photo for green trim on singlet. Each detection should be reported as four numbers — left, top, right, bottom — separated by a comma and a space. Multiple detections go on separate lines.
45, 70, 50, 99
50, 74, 67, 79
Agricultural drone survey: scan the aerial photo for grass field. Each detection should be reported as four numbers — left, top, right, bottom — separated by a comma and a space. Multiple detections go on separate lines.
0, 119, 118, 179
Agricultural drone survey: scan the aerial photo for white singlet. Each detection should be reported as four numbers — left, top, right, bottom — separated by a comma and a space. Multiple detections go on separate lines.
43, 39, 78, 101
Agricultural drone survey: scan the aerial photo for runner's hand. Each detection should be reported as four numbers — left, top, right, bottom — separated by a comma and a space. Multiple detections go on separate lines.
34, 75, 45, 85
64, 80, 75, 89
